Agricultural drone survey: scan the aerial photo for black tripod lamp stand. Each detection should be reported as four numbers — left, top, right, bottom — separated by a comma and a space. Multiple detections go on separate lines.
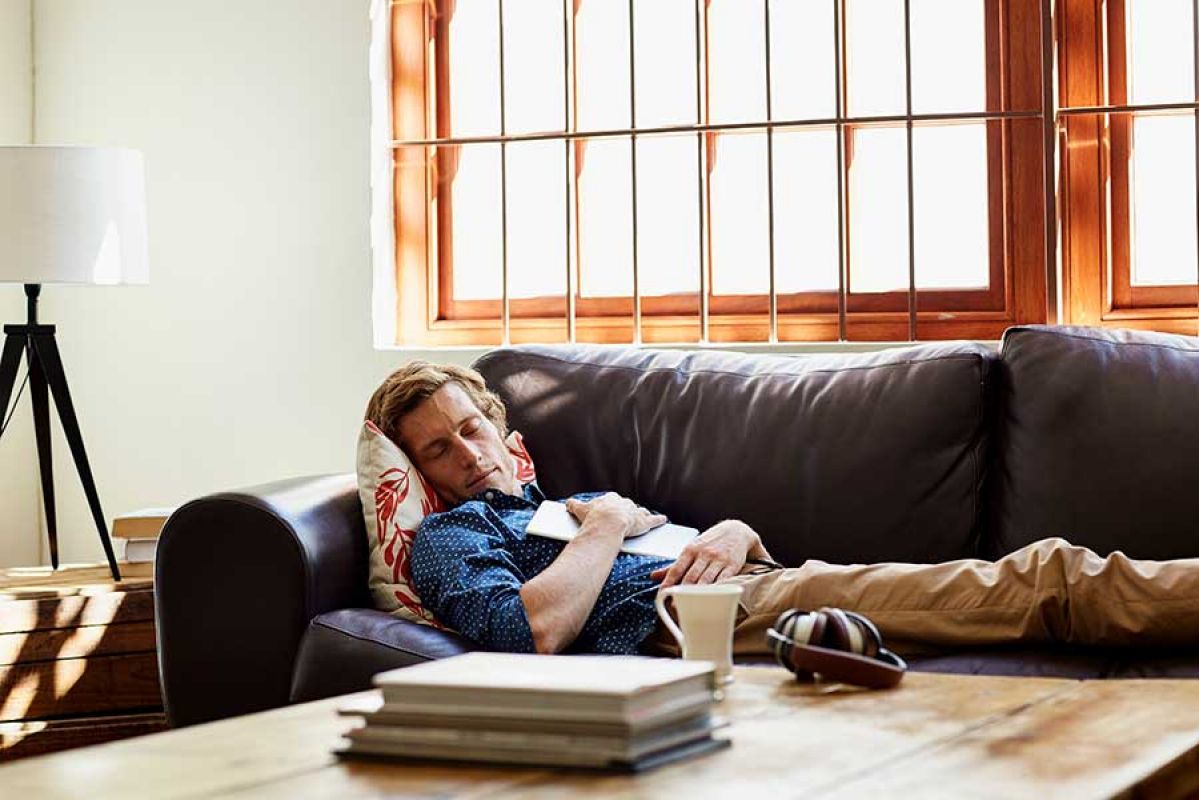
0, 147, 149, 581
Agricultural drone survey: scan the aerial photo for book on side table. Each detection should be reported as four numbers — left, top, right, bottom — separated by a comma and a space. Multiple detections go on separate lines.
111, 507, 176, 564
337, 652, 729, 771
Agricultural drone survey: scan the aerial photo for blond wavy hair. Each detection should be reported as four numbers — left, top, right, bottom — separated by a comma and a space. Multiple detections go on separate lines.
364, 361, 508, 447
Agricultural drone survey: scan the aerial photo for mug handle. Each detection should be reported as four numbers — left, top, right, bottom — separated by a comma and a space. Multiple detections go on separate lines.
654, 587, 686, 651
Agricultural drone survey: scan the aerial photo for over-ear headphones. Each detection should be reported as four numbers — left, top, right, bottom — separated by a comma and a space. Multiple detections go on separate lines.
766, 607, 907, 690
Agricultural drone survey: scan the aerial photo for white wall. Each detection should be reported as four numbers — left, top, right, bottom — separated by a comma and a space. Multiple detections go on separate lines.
0, 0, 41, 567
1, 0, 473, 566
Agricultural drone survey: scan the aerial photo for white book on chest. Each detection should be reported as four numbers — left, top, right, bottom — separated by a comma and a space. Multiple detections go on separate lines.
526, 500, 698, 560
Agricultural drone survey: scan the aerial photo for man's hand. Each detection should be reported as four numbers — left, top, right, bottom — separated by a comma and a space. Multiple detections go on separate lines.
565, 493, 667, 539
651, 520, 767, 587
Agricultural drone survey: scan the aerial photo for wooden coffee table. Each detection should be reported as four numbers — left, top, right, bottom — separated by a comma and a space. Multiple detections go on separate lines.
2, 666, 1199, 798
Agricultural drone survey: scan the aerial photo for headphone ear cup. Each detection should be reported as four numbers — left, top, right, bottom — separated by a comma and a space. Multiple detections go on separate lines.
781, 609, 819, 647
769, 610, 821, 682
843, 610, 883, 658
819, 607, 865, 654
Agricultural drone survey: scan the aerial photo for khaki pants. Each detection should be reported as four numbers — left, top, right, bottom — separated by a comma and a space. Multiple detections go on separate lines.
646, 538, 1199, 657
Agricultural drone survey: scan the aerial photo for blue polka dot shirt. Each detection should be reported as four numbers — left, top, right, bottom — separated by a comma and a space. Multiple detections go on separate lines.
410, 483, 672, 655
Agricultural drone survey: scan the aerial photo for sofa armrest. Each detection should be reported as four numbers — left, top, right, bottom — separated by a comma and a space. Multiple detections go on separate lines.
155, 473, 368, 727
289, 609, 477, 703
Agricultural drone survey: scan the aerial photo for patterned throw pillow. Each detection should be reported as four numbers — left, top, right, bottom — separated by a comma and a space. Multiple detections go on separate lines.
356, 421, 537, 628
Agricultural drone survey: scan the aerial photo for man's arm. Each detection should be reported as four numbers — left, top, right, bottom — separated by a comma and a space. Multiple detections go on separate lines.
520, 493, 664, 655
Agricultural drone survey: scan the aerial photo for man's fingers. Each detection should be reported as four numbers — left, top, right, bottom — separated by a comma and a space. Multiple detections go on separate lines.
681, 559, 710, 585
565, 498, 590, 522
662, 552, 695, 587
630, 513, 668, 537
697, 561, 725, 585
713, 564, 737, 583
650, 566, 669, 581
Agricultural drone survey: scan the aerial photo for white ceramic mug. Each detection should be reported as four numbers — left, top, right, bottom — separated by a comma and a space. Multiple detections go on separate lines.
654, 584, 743, 684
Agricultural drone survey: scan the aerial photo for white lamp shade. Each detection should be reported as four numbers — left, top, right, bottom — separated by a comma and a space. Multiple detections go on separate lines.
0, 146, 149, 285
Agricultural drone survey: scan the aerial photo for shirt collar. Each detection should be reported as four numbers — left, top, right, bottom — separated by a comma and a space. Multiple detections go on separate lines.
466, 480, 543, 509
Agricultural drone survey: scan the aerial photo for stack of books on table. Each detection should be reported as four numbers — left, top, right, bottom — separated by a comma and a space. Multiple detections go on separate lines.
111, 507, 176, 563
337, 652, 729, 771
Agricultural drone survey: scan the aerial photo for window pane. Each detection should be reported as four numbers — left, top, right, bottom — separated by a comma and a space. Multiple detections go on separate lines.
711, 133, 770, 295
849, 127, 908, 293
911, 0, 986, 114
708, 0, 767, 124
1131, 115, 1198, 286
1128, 0, 1195, 105
770, 0, 836, 121
773, 128, 840, 292
449, 145, 503, 301
507, 141, 568, 298
913, 124, 990, 289
633, 0, 697, 128
447, 1, 500, 137
846, 0, 906, 117
636, 134, 700, 295
577, 138, 633, 297
503, 0, 566, 134
576, 1, 630, 131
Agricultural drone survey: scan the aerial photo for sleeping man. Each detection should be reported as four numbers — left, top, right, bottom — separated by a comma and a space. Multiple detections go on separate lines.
366, 361, 1199, 657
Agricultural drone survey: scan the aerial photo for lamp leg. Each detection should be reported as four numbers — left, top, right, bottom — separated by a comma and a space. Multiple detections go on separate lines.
0, 333, 24, 434
29, 332, 121, 582
28, 341, 59, 569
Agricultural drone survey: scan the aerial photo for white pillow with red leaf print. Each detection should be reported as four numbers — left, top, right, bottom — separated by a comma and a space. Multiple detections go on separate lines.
356, 420, 537, 628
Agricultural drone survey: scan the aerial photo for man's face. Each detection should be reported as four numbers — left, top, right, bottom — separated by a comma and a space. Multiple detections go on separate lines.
397, 382, 520, 506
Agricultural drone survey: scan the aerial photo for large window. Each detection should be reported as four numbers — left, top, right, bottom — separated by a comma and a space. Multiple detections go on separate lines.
379, 1, 1199, 346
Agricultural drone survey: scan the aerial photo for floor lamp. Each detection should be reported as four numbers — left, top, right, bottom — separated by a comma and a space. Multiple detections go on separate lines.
0, 146, 149, 581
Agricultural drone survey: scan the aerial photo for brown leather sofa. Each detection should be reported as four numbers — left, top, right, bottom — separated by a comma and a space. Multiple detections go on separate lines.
155, 325, 1199, 727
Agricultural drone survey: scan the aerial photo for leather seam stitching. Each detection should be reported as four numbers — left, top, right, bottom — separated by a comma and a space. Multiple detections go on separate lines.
479, 349, 992, 382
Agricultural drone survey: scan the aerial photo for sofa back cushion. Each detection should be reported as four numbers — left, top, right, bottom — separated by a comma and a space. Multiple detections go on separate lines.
475, 343, 996, 567
988, 325, 1199, 559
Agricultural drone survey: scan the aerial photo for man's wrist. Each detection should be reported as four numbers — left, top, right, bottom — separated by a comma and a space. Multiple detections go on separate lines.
741, 525, 767, 560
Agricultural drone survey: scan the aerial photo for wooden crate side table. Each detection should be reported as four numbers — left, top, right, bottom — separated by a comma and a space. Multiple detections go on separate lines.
0, 563, 167, 761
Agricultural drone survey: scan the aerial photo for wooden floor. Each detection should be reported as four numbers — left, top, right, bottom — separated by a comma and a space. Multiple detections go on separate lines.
0, 563, 166, 762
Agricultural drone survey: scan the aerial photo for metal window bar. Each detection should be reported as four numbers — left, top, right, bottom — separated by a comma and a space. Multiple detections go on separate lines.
627, 0, 641, 345
834, 0, 848, 341
696, 0, 709, 343
497, 0, 511, 345
764, 0, 778, 343
563, 0, 575, 344
1058, 101, 1199, 117
903, 0, 917, 341
396, 109, 1040, 148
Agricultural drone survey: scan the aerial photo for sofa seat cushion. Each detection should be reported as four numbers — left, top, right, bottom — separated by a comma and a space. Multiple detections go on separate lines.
905, 647, 1119, 679
289, 609, 476, 703
907, 645, 1199, 681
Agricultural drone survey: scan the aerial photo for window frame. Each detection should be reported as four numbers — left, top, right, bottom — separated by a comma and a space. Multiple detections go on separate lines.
1060, 0, 1199, 334
389, 0, 1050, 346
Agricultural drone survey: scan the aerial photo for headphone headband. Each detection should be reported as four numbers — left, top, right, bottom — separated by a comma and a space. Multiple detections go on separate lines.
766, 607, 907, 690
